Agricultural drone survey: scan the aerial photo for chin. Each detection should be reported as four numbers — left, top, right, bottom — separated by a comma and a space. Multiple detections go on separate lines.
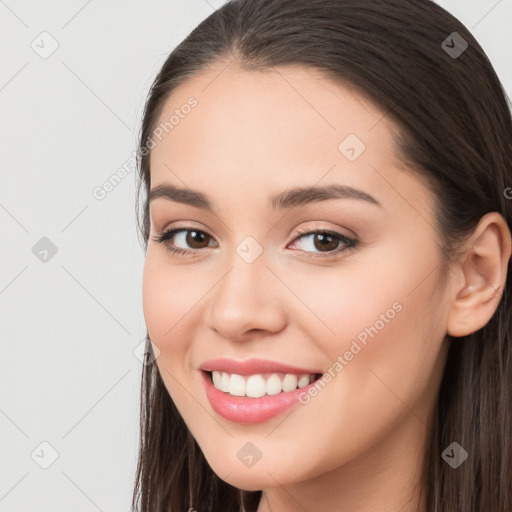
208, 457, 302, 491
217, 472, 271, 492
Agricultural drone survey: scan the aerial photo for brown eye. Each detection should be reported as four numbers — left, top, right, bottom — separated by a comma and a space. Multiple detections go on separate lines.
151, 227, 216, 255
289, 228, 359, 258
152, 226, 358, 259
184, 230, 211, 249
311, 232, 340, 252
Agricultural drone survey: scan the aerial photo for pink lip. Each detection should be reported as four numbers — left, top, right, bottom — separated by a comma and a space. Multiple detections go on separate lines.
199, 358, 323, 424
199, 357, 321, 376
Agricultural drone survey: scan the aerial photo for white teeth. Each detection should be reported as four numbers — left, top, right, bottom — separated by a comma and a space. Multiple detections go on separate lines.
298, 375, 310, 388
229, 374, 246, 396
282, 374, 298, 392
220, 372, 230, 392
210, 371, 317, 397
246, 375, 266, 398
212, 370, 222, 389
266, 374, 283, 395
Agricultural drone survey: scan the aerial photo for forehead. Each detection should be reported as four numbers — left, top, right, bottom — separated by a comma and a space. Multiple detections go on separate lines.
148, 63, 432, 218
151, 63, 394, 161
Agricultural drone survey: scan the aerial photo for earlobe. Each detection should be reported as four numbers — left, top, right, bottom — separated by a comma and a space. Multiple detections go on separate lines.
446, 212, 511, 338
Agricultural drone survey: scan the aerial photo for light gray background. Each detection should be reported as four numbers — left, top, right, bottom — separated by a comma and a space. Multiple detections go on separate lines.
1, 1, 511, 510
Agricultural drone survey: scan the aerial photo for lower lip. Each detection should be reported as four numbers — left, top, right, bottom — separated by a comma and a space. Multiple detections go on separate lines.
201, 370, 319, 424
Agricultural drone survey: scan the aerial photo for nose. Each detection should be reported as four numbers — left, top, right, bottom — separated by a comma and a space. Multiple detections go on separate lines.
206, 252, 287, 342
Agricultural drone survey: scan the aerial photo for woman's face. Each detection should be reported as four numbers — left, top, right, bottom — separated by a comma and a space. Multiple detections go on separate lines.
142, 63, 453, 497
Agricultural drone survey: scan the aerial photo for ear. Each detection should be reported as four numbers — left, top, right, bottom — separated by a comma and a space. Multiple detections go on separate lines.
447, 212, 511, 338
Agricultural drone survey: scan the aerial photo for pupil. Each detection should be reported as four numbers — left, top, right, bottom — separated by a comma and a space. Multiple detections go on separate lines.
187, 231, 207, 249
315, 233, 337, 251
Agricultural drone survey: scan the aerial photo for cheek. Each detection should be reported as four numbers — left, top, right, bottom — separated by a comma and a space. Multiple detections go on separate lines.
277, 257, 408, 356
322, 262, 443, 424
289, 241, 443, 396
141, 257, 198, 404
141, 259, 167, 341
141, 260, 195, 403
142, 255, 198, 344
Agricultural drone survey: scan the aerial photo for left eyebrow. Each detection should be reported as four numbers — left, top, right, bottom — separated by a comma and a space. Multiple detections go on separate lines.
148, 183, 382, 211
270, 184, 382, 211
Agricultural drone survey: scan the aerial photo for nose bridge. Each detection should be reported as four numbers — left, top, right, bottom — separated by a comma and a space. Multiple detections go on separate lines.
215, 235, 269, 308
206, 233, 286, 339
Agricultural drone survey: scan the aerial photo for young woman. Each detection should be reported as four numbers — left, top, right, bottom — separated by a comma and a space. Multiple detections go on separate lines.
131, 1, 512, 510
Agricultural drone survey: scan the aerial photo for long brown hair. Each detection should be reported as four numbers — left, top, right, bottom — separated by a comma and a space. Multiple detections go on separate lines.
132, 1, 512, 510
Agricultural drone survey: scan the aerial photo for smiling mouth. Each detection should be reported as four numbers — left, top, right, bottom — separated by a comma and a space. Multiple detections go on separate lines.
204, 370, 323, 399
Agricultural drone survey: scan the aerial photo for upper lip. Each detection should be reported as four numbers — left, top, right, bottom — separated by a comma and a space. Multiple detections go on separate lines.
199, 358, 322, 376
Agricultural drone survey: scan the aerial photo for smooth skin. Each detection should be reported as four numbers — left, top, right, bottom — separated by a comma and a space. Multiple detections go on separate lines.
142, 62, 511, 512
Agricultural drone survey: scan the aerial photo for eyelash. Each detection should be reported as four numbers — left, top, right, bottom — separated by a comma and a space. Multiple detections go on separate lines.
151, 224, 359, 259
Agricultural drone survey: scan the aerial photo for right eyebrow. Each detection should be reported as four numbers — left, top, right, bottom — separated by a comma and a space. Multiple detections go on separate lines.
149, 183, 211, 210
